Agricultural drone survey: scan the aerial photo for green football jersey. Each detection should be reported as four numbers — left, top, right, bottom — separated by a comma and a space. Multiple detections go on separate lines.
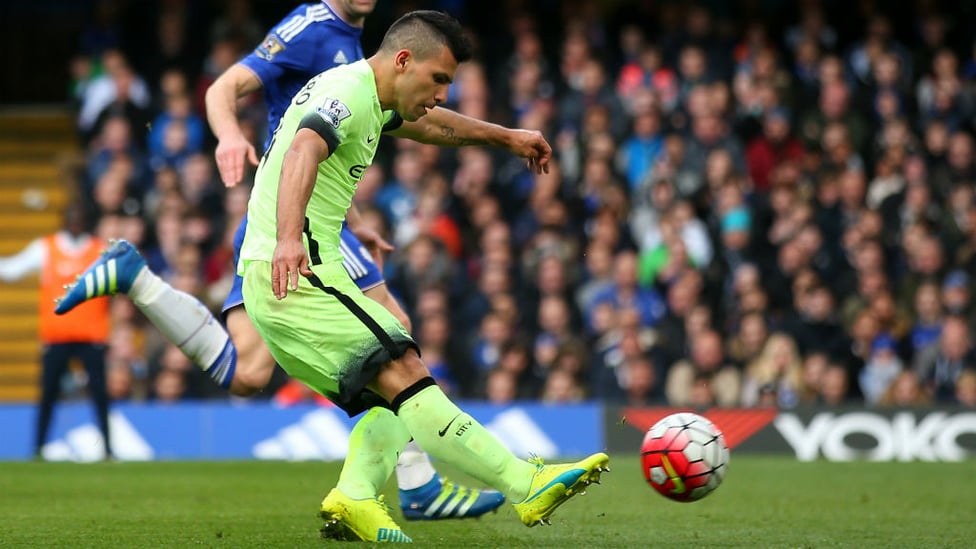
240, 59, 394, 270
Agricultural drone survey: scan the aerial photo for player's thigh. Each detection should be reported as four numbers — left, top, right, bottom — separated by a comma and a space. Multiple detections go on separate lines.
362, 283, 411, 332
225, 306, 276, 385
243, 260, 416, 414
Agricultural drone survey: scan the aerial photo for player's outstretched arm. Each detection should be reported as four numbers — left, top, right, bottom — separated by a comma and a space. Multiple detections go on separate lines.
272, 128, 331, 300
389, 107, 551, 174
205, 64, 264, 187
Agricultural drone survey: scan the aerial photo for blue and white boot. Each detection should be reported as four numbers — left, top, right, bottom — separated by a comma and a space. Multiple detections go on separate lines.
399, 474, 506, 521
55, 239, 146, 314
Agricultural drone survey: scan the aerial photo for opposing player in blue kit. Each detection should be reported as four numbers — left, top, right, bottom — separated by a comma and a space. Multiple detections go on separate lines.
56, 0, 507, 520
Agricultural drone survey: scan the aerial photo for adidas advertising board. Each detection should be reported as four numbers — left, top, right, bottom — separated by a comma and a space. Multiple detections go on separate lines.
0, 402, 602, 461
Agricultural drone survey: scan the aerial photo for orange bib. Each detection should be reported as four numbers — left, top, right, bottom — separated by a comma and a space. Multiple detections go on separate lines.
38, 235, 110, 344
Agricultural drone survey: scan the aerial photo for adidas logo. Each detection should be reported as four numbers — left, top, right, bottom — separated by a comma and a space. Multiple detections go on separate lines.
486, 408, 558, 459
41, 412, 154, 462
252, 407, 556, 461
333, 50, 348, 64
252, 409, 350, 460
81, 260, 118, 298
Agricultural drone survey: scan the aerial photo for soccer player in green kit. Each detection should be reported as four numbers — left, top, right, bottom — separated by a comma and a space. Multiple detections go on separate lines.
240, 10, 609, 543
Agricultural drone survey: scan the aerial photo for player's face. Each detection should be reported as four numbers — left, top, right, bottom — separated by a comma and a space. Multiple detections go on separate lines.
396, 46, 457, 121
334, 0, 377, 19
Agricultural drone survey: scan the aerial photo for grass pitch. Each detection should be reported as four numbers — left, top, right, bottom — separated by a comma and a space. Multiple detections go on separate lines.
0, 456, 973, 548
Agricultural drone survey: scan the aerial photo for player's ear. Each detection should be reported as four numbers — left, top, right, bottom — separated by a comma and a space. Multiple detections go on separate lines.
394, 49, 410, 72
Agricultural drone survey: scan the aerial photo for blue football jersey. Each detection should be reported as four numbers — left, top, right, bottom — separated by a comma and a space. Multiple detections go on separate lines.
239, 1, 364, 150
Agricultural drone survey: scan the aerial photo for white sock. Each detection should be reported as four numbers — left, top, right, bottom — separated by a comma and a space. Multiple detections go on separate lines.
396, 440, 438, 491
128, 268, 236, 386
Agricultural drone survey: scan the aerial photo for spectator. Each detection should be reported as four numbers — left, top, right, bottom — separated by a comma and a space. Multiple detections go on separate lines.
0, 204, 113, 459
878, 370, 931, 407
491, 339, 543, 400
540, 368, 586, 403
532, 295, 576, 370
590, 250, 666, 329
151, 368, 189, 403
484, 367, 518, 404
147, 93, 206, 170
745, 108, 804, 192
575, 241, 615, 316
941, 270, 975, 326
782, 284, 847, 357
653, 271, 704, 365
799, 351, 829, 404
77, 49, 150, 138
390, 235, 457, 319
726, 311, 770, 370
913, 315, 976, 401
559, 58, 627, 139
376, 149, 423, 231
909, 280, 944, 358
616, 109, 664, 191
817, 363, 851, 406
416, 312, 459, 397
617, 355, 661, 405
665, 329, 741, 407
954, 370, 976, 407
859, 334, 905, 405
468, 311, 513, 375
741, 333, 803, 408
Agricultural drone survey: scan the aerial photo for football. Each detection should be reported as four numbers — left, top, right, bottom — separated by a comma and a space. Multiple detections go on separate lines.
640, 412, 729, 502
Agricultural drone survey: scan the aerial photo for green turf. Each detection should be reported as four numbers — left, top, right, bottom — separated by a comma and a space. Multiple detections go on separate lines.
0, 456, 973, 548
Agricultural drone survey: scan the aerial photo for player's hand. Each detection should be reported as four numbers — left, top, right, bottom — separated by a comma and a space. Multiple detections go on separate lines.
215, 133, 259, 187
350, 226, 394, 271
507, 129, 552, 175
271, 239, 312, 300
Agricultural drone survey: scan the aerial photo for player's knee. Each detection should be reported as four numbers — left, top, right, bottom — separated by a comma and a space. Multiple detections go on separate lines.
230, 355, 274, 396
395, 308, 412, 333
390, 375, 437, 413
229, 375, 263, 397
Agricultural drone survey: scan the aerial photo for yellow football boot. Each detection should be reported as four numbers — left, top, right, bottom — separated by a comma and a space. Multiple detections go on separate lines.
319, 488, 413, 543
512, 452, 610, 527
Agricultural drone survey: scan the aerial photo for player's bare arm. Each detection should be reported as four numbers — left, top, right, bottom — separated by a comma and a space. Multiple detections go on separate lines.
389, 107, 552, 174
272, 128, 330, 299
205, 63, 264, 186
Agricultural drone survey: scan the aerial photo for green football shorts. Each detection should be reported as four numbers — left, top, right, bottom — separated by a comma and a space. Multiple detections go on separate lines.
242, 260, 417, 416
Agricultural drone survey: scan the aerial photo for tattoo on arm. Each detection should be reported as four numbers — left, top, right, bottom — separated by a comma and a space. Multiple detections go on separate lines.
439, 125, 483, 146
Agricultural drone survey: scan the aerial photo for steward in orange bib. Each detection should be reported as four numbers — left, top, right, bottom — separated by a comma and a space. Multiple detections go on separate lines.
0, 204, 112, 460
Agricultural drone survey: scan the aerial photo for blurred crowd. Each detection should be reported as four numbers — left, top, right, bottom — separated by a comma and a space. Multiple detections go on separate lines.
61, 0, 976, 408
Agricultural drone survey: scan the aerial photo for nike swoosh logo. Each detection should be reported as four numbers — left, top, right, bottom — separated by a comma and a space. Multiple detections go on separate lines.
438, 413, 462, 437
522, 469, 585, 504
367, 135, 376, 143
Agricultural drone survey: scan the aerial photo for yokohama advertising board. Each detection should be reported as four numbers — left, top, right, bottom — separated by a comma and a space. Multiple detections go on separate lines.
607, 407, 976, 462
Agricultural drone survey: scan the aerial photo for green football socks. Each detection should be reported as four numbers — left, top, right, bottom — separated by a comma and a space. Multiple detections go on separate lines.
396, 385, 535, 501
337, 407, 411, 500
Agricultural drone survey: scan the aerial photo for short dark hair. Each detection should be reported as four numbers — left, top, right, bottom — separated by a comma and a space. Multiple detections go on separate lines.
379, 10, 472, 63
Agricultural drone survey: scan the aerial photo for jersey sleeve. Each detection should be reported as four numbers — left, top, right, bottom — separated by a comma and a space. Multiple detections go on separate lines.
297, 72, 368, 151
381, 111, 404, 133
298, 96, 351, 153
238, 5, 326, 85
